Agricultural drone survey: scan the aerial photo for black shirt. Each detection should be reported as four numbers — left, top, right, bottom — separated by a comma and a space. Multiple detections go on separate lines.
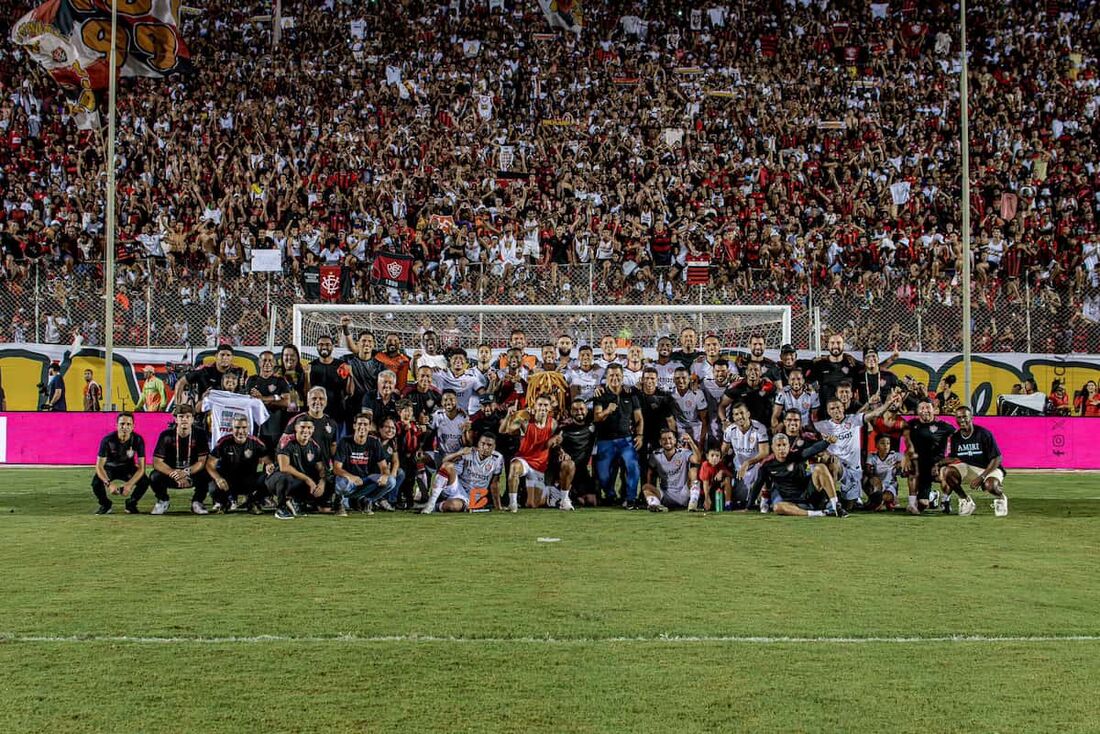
403, 385, 442, 424
46, 374, 66, 411
98, 431, 146, 472
592, 388, 641, 441
810, 355, 864, 404
858, 369, 900, 405
470, 408, 519, 457
361, 392, 401, 427
638, 390, 677, 445
949, 425, 1002, 469
283, 412, 339, 466
190, 363, 244, 397
560, 417, 597, 462
346, 354, 383, 397
334, 436, 385, 479
670, 349, 702, 369
245, 373, 292, 432
906, 418, 954, 465
309, 358, 348, 419
277, 437, 324, 481
211, 434, 268, 475
153, 428, 210, 470
752, 440, 829, 502
723, 379, 776, 427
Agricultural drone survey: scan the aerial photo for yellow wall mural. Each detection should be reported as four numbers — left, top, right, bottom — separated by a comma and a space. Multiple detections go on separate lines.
1, 347, 1098, 415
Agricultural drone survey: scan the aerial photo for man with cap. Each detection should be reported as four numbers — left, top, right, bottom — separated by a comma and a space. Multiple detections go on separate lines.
135, 365, 167, 412
856, 346, 901, 406
768, 344, 815, 388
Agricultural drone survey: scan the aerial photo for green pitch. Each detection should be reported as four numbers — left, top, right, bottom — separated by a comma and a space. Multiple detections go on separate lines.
1, 469, 1098, 733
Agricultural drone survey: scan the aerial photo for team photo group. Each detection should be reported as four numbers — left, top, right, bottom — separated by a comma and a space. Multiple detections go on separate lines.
93, 321, 1008, 520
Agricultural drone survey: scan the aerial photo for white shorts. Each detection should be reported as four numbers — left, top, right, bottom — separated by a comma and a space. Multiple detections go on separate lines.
839, 465, 863, 502
440, 478, 471, 504
513, 457, 548, 494
661, 486, 690, 508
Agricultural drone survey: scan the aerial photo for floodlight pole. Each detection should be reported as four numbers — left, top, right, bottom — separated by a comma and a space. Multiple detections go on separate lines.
273, 0, 282, 49
959, 0, 973, 404
103, 0, 119, 410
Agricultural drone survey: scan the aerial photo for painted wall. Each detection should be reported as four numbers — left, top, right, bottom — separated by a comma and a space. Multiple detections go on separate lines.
0, 345, 1098, 416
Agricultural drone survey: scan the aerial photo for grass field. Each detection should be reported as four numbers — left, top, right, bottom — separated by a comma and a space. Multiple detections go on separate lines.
1, 468, 1099, 733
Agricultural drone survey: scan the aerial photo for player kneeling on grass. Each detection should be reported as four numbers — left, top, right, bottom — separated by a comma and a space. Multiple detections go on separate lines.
333, 414, 404, 515
92, 412, 152, 514
422, 433, 505, 513
752, 433, 847, 518
641, 429, 702, 513
865, 434, 905, 511
205, 415, 272, 514
939, 406, 1008, 517
268, 417, 327, 520
149, 405, 211, 515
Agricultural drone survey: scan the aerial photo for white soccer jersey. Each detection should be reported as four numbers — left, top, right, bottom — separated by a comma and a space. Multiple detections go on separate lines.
432, 369, 486, 413
649, 448, 694, 502
672, 387, 707, 442
868, 451, 903, 493
722, 419, 769, 469
566, 365, 605, 406
595, 356, 621, 371
622, 366, 643, 389
653, 360, 679, 393
814, 414, 866, 470
431, 409, 468, 455
776, 387, 820, 424
203, 390, 270, 448
454, 450, 505, 497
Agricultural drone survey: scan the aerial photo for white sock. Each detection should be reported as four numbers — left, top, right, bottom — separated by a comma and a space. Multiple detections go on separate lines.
424, 475, 447, 510
828, 497, 838, 510
689, 484, 700, 504
808, 510, 825, 517
646, 495, 660, 507
508, 492, 518, 507
907, 495, 918, 510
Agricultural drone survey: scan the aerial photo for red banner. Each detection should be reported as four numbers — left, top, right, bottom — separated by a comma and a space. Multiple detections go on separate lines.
686, 255, 711, 285
370, 251, 415, 290
319, 265, 342, 302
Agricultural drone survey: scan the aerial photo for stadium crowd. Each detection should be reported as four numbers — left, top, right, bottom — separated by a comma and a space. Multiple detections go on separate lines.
92, 326, 1011, 518
2, 0, 1100, 351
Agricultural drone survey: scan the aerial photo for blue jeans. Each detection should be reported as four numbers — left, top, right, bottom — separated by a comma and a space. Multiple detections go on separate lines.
335, 469, 405, 507
595, 438, 640, 502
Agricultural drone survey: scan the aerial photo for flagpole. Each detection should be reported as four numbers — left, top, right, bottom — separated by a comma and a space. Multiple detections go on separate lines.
103, 0, 119, 410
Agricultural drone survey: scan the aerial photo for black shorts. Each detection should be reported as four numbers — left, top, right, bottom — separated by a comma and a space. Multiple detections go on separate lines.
913, 461, 938, 500
775, 487, 826, 510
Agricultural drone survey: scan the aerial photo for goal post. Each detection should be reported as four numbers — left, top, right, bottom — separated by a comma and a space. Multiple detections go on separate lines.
293, 304, 792, 355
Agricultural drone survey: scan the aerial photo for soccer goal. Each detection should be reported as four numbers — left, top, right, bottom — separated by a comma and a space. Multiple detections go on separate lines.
293, 304, 792, 354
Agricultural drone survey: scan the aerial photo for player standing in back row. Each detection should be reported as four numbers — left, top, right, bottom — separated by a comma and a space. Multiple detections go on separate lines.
940, 406, 1008, 517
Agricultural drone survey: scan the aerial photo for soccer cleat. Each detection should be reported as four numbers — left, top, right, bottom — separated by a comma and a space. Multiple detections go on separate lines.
508, 502, 519, 514
94, 504, 113, 515
992, 495, 1009, 517
824, 503, 848, 518
191, 501, 209, 515
210, 502, 224, 514
124, 501, 140, 515
621, 500, 637, 510
648, 503, 669, 513
559, 495, 575, 511
229, 499, 240, 512
151, 500, 170, 515
687, 496, 699, 512
376, 499, 396, 513
958, 497, 976, 516
274, 508, 294, 521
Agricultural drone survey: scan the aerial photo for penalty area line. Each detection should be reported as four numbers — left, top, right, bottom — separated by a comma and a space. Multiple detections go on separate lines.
1, 634, 1099, 645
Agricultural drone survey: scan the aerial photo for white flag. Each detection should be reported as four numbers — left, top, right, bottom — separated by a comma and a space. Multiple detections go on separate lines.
890, 181, 911, 206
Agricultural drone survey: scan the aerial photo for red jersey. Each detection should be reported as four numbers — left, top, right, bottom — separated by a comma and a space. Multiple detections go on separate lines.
517, 417, 555, 473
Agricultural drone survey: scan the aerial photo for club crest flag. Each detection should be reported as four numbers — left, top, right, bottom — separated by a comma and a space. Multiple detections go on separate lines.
319, 265, 342, 302
11, 0, 192, 129
370, 251, 415, 290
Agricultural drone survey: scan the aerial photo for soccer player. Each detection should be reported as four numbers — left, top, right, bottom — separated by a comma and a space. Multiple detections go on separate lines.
652, 337, 679, 393
432, 350, 486, 414
903, 399, 955, 515
621, 344, 646, 388
814, 395, 895, 508
592, 364, 644, 509
269, 416, 327, 520
671, 366, 708, 444
941, 406, 1008, 517
594, 334, 621, 370
91, 412, 151, 515
736, 334, 776, 375
670, 327, 702, 368
719, 361, 775, 429
558, 398, 598, 507
642, 429, 702, 512
333, 413, 403, 514
82, 369, 102, 412
422, 433, 506, 513
772, 367, 819, 431
149, 405, 211, 515
429, 390, 468, 466
637, 367, 678, 463
752, 433, 847, 518
206, 415, 272, 514
501, 396, 568, 511
721, 402, 771, 509
866, 434, 904, 511
696, 356, 735, 449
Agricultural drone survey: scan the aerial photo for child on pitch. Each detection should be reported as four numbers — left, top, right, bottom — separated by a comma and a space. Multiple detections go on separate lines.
865, 434, 905, 511
697, 446, 733, 512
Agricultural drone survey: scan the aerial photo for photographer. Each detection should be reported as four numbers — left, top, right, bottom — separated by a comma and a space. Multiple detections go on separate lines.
40, 364, 66, 411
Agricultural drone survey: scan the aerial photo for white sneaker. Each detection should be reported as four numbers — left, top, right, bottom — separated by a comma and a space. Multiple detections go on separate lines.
151, 500, 170, 515
191, 501, 209, 515
286, 499, 300, 517
687, 496, 698, 512
509, 502, 519, 513
992, 495, 1009, 517
210, 502, 224, 514
958, 497, 976, 516
420, 502, 435, 515
559, 495, 574, 511
759, 496, 770, 513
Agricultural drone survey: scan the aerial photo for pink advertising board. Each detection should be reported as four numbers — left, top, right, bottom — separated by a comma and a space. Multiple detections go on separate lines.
0, 413, 1097, 470
0, 412, 175, 465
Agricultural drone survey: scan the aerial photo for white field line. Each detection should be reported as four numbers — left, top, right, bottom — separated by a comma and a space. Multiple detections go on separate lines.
1, 634, 1098, 645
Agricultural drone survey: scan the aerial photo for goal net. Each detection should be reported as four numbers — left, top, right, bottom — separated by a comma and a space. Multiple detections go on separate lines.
293, 305, 792, 356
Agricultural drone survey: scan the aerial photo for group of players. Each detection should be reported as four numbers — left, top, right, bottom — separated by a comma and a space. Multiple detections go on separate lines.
91, 324, 1009, 520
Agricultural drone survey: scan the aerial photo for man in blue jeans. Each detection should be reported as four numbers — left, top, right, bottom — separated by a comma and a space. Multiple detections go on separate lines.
332, 413, 403, 514
592, 363, 644, 508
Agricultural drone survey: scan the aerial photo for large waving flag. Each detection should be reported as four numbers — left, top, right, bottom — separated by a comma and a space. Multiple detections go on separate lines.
537, 0, 582, 37
11, 0, 191, 128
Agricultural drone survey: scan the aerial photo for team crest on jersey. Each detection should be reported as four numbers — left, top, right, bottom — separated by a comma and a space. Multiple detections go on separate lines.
244, 449, 253, 459
841, 366, 849, 374
126, 449, 134, 458
325, 424, 333, 434
306, 451, 315, 462
269, 385, 276, 393
930, 426, 938, 433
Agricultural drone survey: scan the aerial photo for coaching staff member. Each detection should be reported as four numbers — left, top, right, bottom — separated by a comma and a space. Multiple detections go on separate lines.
92, 412, 151, 514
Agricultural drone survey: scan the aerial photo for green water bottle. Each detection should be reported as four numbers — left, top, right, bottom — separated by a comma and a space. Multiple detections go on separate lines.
714, 488, 724, 513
